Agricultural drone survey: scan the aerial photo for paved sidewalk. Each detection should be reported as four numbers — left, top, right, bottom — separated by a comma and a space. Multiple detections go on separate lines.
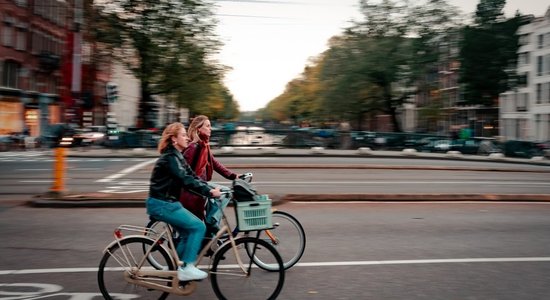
28, 147, 550, 208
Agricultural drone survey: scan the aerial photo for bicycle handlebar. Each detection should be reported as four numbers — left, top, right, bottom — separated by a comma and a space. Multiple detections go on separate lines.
238, 172, 253, 183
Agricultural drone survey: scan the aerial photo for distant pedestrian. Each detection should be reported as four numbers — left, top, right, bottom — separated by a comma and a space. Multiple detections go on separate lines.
180, 115, 240, 235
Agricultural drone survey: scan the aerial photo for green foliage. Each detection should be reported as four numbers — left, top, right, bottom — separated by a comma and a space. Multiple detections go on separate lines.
459, 1, 522, 106
263, 0, 460, 132
92, 0, 232, 127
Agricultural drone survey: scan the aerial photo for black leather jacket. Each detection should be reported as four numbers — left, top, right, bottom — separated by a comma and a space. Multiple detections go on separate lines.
149, 145, 211, 201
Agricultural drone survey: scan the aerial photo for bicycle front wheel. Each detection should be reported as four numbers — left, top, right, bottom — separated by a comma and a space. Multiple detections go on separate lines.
249, 210, 306, 271
98, 236, 175, 300
211, 237, 285, 300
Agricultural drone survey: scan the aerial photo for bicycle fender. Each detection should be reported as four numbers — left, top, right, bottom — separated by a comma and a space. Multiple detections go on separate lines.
101, 235, 157, 254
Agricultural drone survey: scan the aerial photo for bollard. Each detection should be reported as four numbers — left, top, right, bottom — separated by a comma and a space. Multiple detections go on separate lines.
50, 147, 66, 194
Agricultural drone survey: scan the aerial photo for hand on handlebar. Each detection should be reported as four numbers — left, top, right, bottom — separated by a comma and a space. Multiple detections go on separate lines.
209, 187, 222, 198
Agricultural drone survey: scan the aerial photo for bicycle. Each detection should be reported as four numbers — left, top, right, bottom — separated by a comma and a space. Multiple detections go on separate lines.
97, 193, 285, 300
146, 173, 306, 271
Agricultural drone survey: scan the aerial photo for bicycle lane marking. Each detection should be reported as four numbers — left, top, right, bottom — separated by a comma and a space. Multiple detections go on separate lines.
96, 158, 157, 183
2, 257, 550, 275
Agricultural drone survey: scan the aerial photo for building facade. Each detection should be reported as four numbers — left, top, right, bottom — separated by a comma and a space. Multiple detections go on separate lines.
500, 7, 550, 142
0, 0, 119, 139
0, 0, 68, 137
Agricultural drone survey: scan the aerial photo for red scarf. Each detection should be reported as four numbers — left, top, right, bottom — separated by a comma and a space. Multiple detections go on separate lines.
194, 133, 212, 180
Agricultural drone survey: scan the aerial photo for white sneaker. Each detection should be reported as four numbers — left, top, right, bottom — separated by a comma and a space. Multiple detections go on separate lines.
177, 264, 208, 281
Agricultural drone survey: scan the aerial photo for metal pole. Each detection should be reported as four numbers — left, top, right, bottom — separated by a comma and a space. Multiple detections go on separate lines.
50, 147, 66, 194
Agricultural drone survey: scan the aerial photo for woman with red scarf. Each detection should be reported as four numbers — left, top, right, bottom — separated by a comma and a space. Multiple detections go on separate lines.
180, 115, 239, 234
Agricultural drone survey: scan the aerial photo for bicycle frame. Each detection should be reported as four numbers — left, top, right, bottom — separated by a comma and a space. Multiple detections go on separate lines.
103, 202, 255, 296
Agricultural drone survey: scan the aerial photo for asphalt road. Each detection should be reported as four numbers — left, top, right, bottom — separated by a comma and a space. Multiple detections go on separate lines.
1, 202, 550, 299
0, 152, 549, 203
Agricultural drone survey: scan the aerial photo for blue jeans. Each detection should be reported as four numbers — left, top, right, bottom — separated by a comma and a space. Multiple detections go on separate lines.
146, 197, 206, 264
205, 183, 231, 227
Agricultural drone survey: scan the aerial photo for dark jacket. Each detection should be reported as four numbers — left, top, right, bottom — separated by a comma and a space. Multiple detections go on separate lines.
149, 145, 211, 201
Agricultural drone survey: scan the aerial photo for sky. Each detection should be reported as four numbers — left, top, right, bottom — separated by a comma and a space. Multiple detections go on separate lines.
213, 0, 549, 112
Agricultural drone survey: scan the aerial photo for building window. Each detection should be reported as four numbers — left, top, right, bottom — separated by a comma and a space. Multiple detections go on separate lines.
537, 56, 543, 76
519, 33, 529, 46
2, 16, 15, 47
2, 60, 20, 88
536, 83, 542, 104
538, 34, 544, 49
15, 0, 28, 7
15, 23, 27, 51
518, 52, 530, 65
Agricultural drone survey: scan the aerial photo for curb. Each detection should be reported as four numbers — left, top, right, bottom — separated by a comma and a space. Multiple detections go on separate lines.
28, 193, 550, 208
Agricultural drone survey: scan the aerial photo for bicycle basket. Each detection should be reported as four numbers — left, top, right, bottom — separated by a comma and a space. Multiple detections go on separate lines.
235, 195, 272, 231
233, 179, 258, 202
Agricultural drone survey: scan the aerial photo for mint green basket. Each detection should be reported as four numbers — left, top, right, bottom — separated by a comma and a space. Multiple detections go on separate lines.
235, 195, 272, 231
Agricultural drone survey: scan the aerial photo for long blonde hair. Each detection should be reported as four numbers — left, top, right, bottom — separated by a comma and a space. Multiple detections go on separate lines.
158, 122, 184, 153
187, 115, 209, 143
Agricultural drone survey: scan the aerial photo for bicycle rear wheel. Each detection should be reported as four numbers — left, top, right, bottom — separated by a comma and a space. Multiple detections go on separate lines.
98, 236, 175, 300
248, 210, 306, 271
211, 237, 285, 300
144, 219, 179, 270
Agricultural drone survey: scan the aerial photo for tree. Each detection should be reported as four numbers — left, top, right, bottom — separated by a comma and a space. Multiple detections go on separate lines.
341, 0, 460, 131
92, 0, 225, 128
459, 0, 522, 106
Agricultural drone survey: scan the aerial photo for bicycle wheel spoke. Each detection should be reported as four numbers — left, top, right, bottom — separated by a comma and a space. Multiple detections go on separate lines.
98, 237, 174, 300
211, 237, 284, 300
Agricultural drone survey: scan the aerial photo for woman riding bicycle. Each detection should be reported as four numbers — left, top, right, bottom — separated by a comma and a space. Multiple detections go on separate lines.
180, 115, 240, 235
146, 122, 221, 281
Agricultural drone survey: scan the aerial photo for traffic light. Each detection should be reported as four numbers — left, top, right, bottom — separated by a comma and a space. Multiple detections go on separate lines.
106, 82, 118, 103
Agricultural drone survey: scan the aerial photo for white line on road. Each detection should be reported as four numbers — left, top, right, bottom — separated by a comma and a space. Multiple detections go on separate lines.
96, 158, 157, 183
252, 181, 550, 186
2, 257, 550, 275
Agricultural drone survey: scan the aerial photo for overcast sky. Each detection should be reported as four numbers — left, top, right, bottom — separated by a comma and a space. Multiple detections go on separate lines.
213, 0, 549, 111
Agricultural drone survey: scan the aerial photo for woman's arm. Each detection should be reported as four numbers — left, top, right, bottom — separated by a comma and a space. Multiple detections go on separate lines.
211, 154, 237, 180
166, 153, 212, 197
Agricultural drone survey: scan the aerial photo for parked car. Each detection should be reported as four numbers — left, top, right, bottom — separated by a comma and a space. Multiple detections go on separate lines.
450, 138, 501, 155
351, 131, 376, 148
418, 139, 452, 153
503, 140, 544, 158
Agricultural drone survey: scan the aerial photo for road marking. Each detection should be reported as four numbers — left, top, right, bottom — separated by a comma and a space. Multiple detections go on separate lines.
294, 201, 550, 205
19, 180, 53, 183
253, 181, 550, 186
96, 158, 157, 183
2, 257, 550, 275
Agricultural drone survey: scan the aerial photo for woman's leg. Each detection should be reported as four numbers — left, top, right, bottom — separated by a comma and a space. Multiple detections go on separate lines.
148, 199, 206, 264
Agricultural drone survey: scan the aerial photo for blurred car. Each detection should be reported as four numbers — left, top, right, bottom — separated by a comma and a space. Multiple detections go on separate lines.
503, 140, 544, 158
36, 123, 77, 148
351, 131, 376, 148
449, 138, 501, 155
72, 126, 107, 146
536, 141, 550, 158
418, 139, 452, 153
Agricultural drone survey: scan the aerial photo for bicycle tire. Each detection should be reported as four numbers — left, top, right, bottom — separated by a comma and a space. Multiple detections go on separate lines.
210, 237, 285, 300
144, 219, 180, 270
98, 236, 175, 300
247, 210, 306, 271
